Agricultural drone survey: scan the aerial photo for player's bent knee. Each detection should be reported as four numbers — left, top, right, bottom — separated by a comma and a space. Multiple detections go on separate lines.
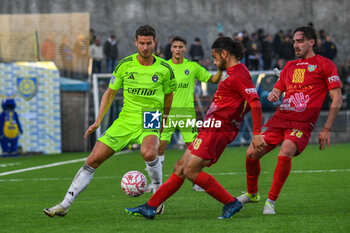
141, 149, 157, 162
173, 163, 184, 177
86, 154, 103, 169
246, 148, 260, 159
280, 140, 297, 158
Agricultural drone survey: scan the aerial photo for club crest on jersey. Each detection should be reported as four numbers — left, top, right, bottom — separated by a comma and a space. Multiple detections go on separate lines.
308, 65, 317, 72
221, 74, 229, 82
152, 74, 158, 82
185, 69, 189, 75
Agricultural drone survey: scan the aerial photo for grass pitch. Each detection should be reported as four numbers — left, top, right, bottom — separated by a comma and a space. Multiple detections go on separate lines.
0, 144, 349, 233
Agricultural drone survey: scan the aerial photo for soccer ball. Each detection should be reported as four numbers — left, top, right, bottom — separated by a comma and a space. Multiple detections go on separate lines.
121, 170, 148, 197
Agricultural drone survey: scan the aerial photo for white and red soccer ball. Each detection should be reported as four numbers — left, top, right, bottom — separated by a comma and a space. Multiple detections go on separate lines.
121, 170, 148, 197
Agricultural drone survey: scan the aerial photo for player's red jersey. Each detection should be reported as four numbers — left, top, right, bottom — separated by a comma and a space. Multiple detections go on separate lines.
205, 63, 259, 134
274, 55, 341, 126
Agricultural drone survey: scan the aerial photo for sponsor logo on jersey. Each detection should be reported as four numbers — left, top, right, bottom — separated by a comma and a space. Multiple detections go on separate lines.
308, 65, 317, 72
143, 110, 161, 129
292, 69, 305, 83
185, 69, 189, 75
127, 88, 156, 96
127, 74, 135, 80
152, 74, 158, 82
245, 88, 257, 94
328, 75, 340, 83
296, 62, 308, 65
16, 77, 38, 100
279, 92, 310, 112
178, 82, 189, 88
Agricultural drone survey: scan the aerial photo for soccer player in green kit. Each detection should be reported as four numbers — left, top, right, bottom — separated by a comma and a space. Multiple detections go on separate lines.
44, 25, 176, 217
157, 36, 223, 191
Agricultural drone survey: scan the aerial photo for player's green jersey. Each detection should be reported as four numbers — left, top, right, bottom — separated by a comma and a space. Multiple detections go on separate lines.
109, 53, 176, 121
168, 58, 212, 108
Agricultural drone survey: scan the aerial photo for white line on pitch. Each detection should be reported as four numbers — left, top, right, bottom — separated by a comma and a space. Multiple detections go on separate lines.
0, 168, 349, 182
0, 151, 130, 177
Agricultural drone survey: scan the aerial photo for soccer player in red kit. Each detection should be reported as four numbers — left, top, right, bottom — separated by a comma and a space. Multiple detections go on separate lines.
126, 37, 266, 219
238, 26, 343, 214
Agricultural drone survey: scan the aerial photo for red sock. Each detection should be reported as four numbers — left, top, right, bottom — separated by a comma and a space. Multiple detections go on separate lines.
246, 156, 261, 194
268, 156, 292, 201
194, 172, 235, 204
147, 173, 184, 207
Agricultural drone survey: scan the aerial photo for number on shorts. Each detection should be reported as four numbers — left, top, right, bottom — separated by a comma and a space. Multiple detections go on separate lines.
193, 138, 202, 150
290, 129, 303, 138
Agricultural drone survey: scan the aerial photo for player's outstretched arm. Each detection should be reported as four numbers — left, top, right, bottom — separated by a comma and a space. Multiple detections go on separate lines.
208, 69, 224, 84
319, 88, 342, 150
267, 88, 282, 102
84, 88, 117, 139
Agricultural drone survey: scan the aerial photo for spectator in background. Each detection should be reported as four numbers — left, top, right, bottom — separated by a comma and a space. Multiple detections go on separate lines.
242, 30, 251, 67
73, 34, 89, 79
189, 37, 204, 63
234, 32, 246, 64
104, 35, 118, 73
315, 38, 326, 57
41, 34, 56, 61
257, 28, 265, 44
154, 40, 164, 58
279, 36, 294, 61
273, 30, 284, 59
261, 34, 274, 70
89, 29, 96, 45
319, 29, 326, 43
286, 29, 293, 39
163, 36, 174, 60
90, 37, 104, 73
339, 59, 350, 94
323, 35, 337, 60
59, 35, 73, 78
247, 33, 260, 70
273, 58, 286, 71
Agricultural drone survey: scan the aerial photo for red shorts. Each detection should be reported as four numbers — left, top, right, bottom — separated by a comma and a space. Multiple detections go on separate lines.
188, 126, 239, 167
262, 115, 314, 155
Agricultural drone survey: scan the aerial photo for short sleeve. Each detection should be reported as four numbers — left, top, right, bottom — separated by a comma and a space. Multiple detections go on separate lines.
161, 61, 177, 94
233, 72, 259, 103
108, 61, 125, 90
274, 65, 288, 92
322, 59, 341, 90
194, 62, 212, 83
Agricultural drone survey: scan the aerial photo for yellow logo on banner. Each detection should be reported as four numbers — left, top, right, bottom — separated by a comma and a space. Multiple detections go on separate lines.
292, 69, 305, 83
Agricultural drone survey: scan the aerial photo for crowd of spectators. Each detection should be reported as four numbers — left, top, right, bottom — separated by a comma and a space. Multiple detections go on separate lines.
41, 26, 349, 97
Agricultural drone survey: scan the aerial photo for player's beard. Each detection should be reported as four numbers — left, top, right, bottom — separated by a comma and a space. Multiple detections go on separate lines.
218, 55, 226, 70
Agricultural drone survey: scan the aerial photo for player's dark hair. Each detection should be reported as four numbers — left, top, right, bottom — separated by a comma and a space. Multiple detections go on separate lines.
211, 36, 244, 61
135, 25, 156, 39
171, 36, 187, 45
293, 26, 317, 48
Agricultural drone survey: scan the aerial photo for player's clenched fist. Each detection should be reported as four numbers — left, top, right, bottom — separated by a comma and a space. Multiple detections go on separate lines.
268, 89, 281, 102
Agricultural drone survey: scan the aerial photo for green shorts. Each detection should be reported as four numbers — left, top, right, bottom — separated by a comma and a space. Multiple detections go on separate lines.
160, 109, 197, 143
98, 117, 160, 152
161, 125, 197, 143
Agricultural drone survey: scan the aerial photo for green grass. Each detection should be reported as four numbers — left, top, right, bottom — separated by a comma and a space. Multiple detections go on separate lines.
1, 144, 350, 233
